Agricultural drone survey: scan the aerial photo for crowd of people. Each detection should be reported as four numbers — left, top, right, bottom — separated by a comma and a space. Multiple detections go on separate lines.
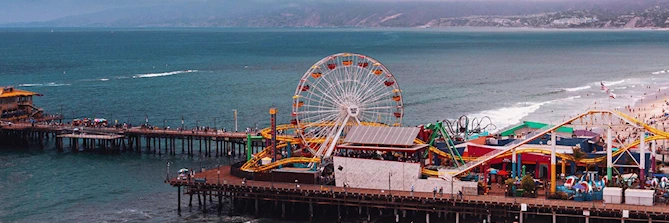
336, 150, 420, 163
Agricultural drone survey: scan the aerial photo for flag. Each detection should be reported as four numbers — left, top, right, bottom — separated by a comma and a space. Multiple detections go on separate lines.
601, 81, 615, 99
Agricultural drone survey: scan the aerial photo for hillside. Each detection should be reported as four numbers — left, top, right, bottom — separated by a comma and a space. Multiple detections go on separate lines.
6, 0, 669, 28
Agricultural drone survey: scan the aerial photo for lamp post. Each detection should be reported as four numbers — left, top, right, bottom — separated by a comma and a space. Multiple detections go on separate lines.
451, 176, 454, 199
388, 172, 392, 195
59, 105, 63, 123
214, 117, 217, 134
232, 109, 238, 132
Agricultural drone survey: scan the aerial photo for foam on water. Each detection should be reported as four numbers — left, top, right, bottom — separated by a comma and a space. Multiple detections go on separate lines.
132, 70, 198, 78
18, 82, 70, 87
564, 85, 591, 92
605, 79, 626, 86
468, 100, 552, 132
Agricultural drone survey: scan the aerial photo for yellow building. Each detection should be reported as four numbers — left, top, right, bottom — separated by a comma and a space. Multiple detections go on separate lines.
0, 86, 43, 121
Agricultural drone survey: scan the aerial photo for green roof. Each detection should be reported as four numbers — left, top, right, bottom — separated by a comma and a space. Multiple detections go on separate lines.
500, 121, 573, 137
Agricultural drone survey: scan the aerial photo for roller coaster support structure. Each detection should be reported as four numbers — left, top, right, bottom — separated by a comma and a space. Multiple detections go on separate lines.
247, 134, 264, 161
551, 130, 557, 194
425, 122, 465, 167
640, 131, 646, 189
607, 127, 613, 186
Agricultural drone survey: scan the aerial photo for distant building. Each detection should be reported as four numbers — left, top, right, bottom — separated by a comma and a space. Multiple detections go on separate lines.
0, 86, 43, 121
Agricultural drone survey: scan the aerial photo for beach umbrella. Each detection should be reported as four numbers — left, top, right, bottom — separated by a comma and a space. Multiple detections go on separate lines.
572, 184, 585, 190
497, 170, 509, 176
178, 168, 189, 173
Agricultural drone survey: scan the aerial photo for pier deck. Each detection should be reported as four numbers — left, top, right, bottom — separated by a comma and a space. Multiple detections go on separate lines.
1, 122, 264, 156
57, 133, 125, 140
167, 166, 669, 223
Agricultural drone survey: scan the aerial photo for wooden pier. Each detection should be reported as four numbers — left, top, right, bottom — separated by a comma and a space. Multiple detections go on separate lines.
167, 165, 669, 223
0, 122, 269, 157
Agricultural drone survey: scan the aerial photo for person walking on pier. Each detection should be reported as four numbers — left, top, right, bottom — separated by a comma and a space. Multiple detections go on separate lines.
410, 185, 414, 196
433, 187, 437, 198
439, 186, 443, 197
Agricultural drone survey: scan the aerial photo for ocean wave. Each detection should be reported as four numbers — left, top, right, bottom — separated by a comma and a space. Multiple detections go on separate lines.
468, 101, 551, 133
18, 83, 43, 87
605, 79, 625, 86
99, 78, 109, 81
132, 70, 198, 78
561, 95, 581, 101
19, 82, 70, 87
651, 70, 667, 75
468, 95, 582, 133
564, 85, 591, 92
531, 89, 564, 97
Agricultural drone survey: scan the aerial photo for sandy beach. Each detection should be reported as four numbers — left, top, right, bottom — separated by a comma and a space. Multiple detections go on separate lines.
622, 84, 669, 167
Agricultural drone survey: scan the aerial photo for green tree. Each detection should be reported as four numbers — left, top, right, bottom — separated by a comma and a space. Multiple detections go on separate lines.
521, 174, 535, 192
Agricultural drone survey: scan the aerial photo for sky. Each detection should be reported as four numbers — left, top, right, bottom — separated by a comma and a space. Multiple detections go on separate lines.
0, 0, 176, 24
0, 0, 627, 24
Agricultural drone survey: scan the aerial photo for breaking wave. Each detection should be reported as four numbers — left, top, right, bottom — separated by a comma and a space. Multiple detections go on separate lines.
18, 82, 70, 87
132, 70, 198, 78
651, 70, 667, 75
468, 95, 582, 133
564, 85, 591, 92
604, 79, 625, 86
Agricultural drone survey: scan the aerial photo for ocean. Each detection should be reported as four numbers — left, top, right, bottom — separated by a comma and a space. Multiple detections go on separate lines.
1, 27, 669, 222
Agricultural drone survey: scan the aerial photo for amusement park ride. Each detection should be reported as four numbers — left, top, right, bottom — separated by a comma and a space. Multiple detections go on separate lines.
239, 52, 669, 196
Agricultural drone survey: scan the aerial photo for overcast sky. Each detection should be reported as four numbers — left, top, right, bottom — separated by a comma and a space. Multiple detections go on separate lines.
0, 0, 618, 24
0, 0, 177, 23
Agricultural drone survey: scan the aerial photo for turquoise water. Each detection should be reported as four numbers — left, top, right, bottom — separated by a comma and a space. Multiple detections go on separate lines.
1, 28, 669, 222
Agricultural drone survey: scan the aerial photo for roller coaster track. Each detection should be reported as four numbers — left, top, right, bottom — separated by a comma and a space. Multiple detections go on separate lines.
422, 135, 668, 176
243, 121, 385, 172
251, 157, 321, 172
247, 110, 669, 176
446, 110, 669, 177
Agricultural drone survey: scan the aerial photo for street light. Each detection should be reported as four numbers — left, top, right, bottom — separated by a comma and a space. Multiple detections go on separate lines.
232, 109, 238, 132
388, 172, 392, 195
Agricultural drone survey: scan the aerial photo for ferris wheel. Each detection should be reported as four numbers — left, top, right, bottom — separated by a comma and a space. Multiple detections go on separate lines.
292, 53, 404, 158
